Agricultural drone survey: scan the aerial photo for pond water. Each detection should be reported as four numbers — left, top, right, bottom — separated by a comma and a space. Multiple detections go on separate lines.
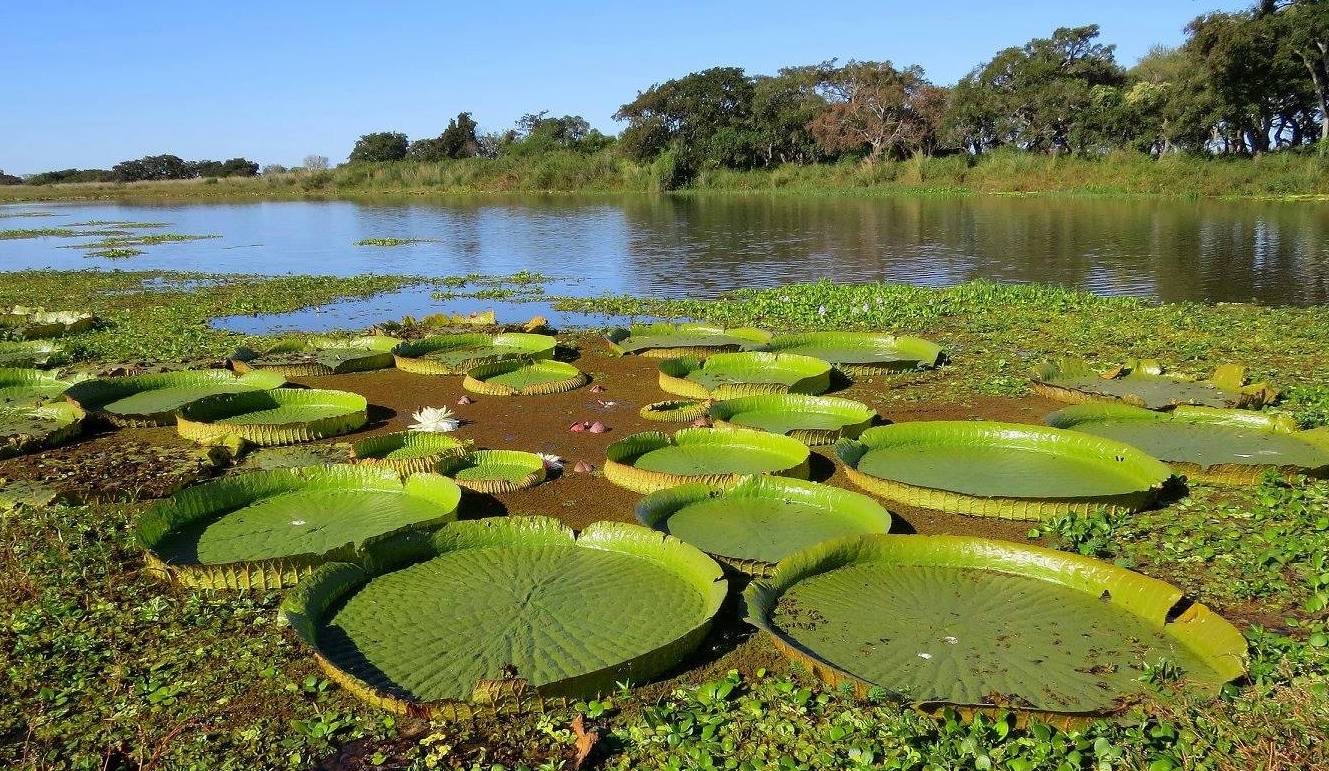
3, 195, 1328, 316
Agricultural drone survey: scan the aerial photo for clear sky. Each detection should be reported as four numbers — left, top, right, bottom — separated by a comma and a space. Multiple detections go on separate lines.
1, 0, 1250, 175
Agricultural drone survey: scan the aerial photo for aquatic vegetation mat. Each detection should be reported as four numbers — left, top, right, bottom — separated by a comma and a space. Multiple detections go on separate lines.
139, 465, 462, 589
640, 399, 711, 422
636, 476, 892, 574
657, 352, 831, 399
0, 436, 227, 502
281, 516, 726, 716
232, 335, 399, 377
351, 431, 469, 475
0, 340, 64, 368
66, 369, 287, 427
1045, 403, 1329, 484
708, 393, 876, 445
393, 333, 556, 375
177, 388, 368, 446
0, 402, 84, 459
743, 534, 1247, 717
836, 421, 1173, 520
437, 450, 547, 493
0, 368, 78, 407
0, 306, 96, 339
604, 323, 771, 358
462, 360, 588, 396
1032, 358, 1277, 410
605, 427, 811, 494
763, 332, 944, 375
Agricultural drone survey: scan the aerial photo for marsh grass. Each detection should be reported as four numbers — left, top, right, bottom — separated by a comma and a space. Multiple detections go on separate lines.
354, 237, 431, 246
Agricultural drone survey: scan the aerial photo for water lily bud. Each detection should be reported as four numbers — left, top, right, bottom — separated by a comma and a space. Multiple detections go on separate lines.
587, 421, 608, 434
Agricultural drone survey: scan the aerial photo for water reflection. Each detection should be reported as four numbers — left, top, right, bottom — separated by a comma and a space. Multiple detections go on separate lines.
2, 194, 1326, 305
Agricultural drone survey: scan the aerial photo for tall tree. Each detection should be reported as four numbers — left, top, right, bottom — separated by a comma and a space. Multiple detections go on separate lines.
614, 66, 758, 173
348, 132, 409, 163
1259, 0, 1329, 142
808, 60, 946, 161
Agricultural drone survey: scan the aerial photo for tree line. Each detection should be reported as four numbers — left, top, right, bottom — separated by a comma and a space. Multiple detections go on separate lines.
8, 155, 260, 186
10, 1, 1328, 188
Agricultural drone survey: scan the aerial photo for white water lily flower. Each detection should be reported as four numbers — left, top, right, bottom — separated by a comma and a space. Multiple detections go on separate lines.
817, 305, 827, 316
538, 453, 564, 471
409, 406, 461, 433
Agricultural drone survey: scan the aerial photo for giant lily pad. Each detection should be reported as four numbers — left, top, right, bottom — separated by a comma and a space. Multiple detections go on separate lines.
743, 534, 1247, 719
1046, 403, 1329, 484
281, 516, 726, 717
138, 465, 461, 589
0, 340, 64, 368
835, 421, 1173, 520
350, 431, 469, 475
763, 332, 944, 375
393, 333, 556, 375
437, 450, 547, 493
1, 402, 84, 459
636, 476, 892, 574
0, 306, 96, 339
605, 428, 811, 494
233, 335, 400, 377
640, 399, 711, 422
66, 369, 288, 427
462, 360, 588, 396
1032, 358, 1277, 410
177, 388, 368, 446
708, 393, 877, 445
657, 352, 832, 400
0, 368, 79, 407
604, 323, 771, 358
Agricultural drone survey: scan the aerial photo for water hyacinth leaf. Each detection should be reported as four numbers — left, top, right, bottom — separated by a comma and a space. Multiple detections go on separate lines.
232, 335, 400, 377
636, 476, 892, 574
835, 421, 1173, 520
0, 367, 80, 407
743, 534, 1247, 719
280, 516, 727, 717
605, 427, 810, 494
1032, 358, 1278, 410
351, 431, 469, 475
0, 401, 85, 459
462, 359, 589, 396
708, 393, 877, 445
1045, 403, 1329, 484
393, 333, 556, 375
604, 323, 771, 358
437, 449, 547, 493
177, 388, 367, 446
65, 369, 288, 427
657, 352, 832, 400
0, 307, 96, 339
138, 465, 462, 589
763, 332, 944, 375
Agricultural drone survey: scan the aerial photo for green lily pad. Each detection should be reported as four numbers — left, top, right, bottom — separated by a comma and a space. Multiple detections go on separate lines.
233, 335, 400, 377
1032, 358, 1278, 410
636, 476, 892, 574
763, 332, 944, 375
393, 333, 556, 375
604, 323, 771, 358
462, 360, 588, 396
233, 443, 354, 473
177, 388, 368, 447
658, 352, 832, 400
836, 421, 1173, 520
708, 393, 877, 445
437, 449, 547, 493
606, 428, 811, 494
744, 534, 1247, 718
138, 465, 462, 589
640, 399, 712, 422
0, 307, 96, 339
0, 368, 79, 407
66, 369, 288, 426
281, 516, 726, 717
1046, 403, 1329, 484
0, 402, 85, 459
351, 431, 469, 475
0, 340, 65, 368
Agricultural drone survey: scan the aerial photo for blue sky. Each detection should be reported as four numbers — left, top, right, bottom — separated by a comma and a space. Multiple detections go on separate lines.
2, 0, 1249, 174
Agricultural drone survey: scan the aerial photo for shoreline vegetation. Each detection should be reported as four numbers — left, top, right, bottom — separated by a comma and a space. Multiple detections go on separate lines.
1, 269, 1327, 769
2, 150, 1328, 202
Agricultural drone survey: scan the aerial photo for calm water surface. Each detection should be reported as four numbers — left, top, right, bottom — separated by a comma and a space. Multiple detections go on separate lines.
4, 195, 1328, 311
